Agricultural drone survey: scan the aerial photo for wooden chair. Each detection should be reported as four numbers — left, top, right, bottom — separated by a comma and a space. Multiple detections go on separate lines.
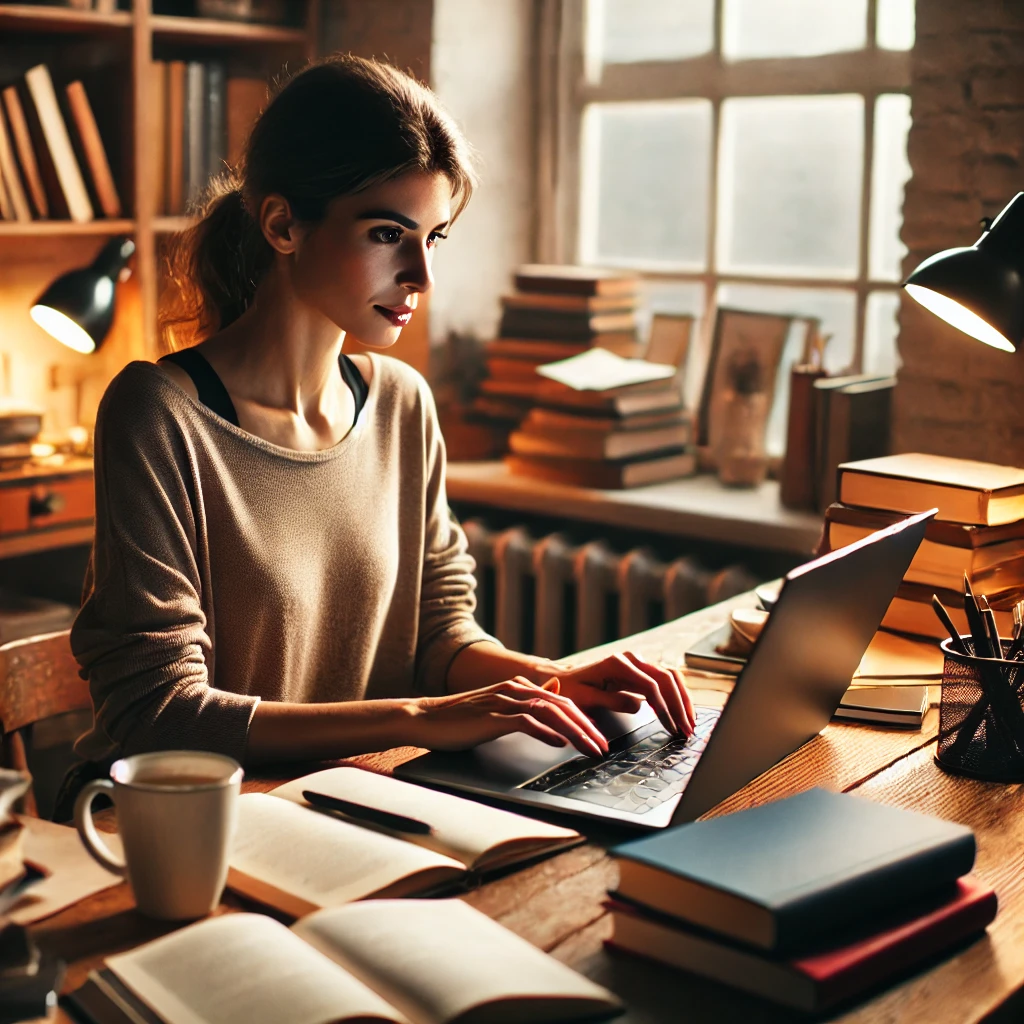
0, 630, 90, 816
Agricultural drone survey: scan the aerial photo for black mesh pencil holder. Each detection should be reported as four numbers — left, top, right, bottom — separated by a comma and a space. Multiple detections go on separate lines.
936, 637, 1024, 782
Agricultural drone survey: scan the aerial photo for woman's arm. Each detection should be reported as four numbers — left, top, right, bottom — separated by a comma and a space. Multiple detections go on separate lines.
245, 679, 610, 764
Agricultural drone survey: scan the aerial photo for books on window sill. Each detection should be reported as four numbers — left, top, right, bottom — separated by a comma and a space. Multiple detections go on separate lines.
68, 900, 621, 1024
151, 60, 265, 216
605, 788, 994, 1013
0, 65, 121, 223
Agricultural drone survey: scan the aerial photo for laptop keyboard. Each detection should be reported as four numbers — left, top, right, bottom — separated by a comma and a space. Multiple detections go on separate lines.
519, 707, 721, 815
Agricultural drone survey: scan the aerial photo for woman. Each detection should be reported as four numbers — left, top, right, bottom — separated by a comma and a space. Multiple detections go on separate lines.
71, 55, 694, 769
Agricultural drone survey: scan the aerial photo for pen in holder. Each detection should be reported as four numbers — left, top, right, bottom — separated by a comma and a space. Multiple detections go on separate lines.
936, 636, 1024, 781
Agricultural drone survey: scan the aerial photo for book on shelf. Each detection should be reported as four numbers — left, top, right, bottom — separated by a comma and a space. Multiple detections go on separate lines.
166, 61, 185, 215
225, 766, 580, 917
65, 80, 121, 218
485, 355, 547, 381
501, 291, 636, 314
509, 420, 691, 461
2, 86, 48, 218
606, 877, 996, 1014
150, 62, 167, 216
24, 64, 94, 223
610, 788, 976, 955
514, 263, 639, 298
505, 449, 695, 489
490, 335, 642, 359
882, 581, 1022, 640
838, 453, 1024, 526
814, 374, 895, 512
498, 307, 639, 343
205, 61, 226, 184
184, 61, 206, 206
780, 364, 828, 510
68, 900, 620, 1024
0, 106, 31, 222
824, 503, 1024, 595
525, 406, 690, 434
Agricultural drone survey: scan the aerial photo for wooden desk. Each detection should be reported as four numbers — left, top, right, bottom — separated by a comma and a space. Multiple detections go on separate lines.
446, 461, 823, 557
0, 457, 93, 559
28, 597, 1024, 1024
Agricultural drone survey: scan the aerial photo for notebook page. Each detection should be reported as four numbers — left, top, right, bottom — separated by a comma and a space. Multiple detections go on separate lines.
229, 794, 466, 913
107, 913, 406, 1024
270, 768, 579, 870
293, 900, 620, 1024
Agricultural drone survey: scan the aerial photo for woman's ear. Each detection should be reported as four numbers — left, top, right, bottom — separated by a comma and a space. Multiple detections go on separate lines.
259, 194, 299, 255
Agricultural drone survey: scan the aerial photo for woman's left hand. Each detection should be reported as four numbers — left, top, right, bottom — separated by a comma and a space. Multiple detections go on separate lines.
540, 652, 695, 737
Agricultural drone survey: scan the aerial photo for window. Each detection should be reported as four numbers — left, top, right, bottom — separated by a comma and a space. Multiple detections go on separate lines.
545, 0, 914, 439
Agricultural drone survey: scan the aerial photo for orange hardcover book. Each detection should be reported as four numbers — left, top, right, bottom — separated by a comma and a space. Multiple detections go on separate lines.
226, 76, 266, 169
65, 81, 121, 218
0, 106, 30, 221
166, 61, 186, 215
1, 86, 47, 217
150, 61, 167, 215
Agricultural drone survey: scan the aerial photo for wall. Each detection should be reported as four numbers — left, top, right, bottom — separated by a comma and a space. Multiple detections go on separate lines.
321, 0, 434, 80
895, 0, 1024, 463
428, 0, 537, 350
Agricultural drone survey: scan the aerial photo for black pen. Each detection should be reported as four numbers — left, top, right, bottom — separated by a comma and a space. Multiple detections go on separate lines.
931, 595, 969, 656
302, 790, 434, 835
979, 596, 1003, 660
963, 575, 992, 658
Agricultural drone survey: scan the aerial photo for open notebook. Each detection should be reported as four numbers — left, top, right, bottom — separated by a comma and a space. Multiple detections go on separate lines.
68, 899, 621, 1024
227, 767, 582, 917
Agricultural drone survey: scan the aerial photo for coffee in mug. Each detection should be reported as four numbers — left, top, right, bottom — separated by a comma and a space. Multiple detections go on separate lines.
75, 750, 243, 920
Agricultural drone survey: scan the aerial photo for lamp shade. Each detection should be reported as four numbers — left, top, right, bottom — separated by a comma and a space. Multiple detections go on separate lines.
904, 191, 1024, 353
30, 236, 136, 354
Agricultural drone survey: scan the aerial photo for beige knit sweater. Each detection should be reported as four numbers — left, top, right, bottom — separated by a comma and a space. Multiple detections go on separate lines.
72, 353, 493, 763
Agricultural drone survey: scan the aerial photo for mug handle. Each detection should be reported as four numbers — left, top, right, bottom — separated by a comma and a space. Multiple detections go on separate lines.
74, 779, 127, 876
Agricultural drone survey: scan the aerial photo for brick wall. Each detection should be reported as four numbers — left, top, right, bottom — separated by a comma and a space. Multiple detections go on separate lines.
895, 0, 1024, 463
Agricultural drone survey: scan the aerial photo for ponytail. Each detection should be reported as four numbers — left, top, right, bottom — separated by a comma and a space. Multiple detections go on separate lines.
159, 55, 475, 351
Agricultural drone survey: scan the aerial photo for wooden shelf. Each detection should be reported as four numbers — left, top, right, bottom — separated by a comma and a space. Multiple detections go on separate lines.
0, 4, 131, 33
150, 14, 307, 45
0, 219, 135, 237
153, 216, 194, 234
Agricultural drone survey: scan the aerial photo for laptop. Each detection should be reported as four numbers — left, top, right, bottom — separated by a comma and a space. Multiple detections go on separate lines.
397, 509, 934, 828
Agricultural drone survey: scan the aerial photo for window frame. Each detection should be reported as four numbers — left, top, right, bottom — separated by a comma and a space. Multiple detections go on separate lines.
538, 0, 912, 371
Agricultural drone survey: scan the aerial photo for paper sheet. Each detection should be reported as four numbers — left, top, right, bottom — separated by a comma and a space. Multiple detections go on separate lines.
536, 348, 677, 391
8, 816, 122, 924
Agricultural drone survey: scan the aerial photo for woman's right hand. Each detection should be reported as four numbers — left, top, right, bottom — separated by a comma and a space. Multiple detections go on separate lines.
405, 677, 609, 759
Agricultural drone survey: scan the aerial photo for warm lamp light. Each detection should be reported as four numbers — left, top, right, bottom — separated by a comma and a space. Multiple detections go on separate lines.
903, 191, 1024, 352
31, 236, 136, 354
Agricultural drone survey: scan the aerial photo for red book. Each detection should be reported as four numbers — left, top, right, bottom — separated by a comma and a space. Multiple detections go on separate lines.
606, 877, 997, 1013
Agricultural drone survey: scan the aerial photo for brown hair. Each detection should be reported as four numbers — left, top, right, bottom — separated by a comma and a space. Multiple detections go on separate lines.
160, 55, 475, 350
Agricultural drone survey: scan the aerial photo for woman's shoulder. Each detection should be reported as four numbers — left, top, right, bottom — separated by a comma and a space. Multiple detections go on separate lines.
98, 360, 200, 438
368, 352, 434, 412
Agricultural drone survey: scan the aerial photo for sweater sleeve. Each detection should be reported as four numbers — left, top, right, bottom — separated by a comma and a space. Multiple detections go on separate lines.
413, 379, 498, 697
72, 367, 258, 763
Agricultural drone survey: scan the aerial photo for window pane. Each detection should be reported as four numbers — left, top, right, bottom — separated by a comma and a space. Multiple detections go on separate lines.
869, 94, 912, 282
640, 281, 706, 409
723, 0, 867, 59
581, 101, 712, 270
588, 0, 715, 66
864, 290, 903, 377
716, 284, 856, 456
877, 0, 915, 50
717, 95, 863, 279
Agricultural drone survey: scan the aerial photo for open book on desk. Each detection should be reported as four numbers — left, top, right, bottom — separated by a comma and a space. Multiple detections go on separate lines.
227, 767, 582, 917
68, 899, 621, 1024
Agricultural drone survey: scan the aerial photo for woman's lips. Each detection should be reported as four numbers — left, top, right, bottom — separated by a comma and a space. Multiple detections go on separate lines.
374, 305, 412, 327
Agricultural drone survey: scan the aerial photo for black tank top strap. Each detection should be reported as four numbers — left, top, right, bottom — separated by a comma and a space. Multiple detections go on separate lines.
160, 348, 240, 426
340, 353, 369, 419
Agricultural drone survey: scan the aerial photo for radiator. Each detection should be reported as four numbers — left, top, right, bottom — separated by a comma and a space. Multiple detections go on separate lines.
462, 520, 758, 660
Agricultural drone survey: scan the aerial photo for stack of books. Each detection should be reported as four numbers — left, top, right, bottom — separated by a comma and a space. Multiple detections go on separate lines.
822, 453, 1024, 639
150, 62, 265, 215
503, 349, 695, 489
606, 788, 996, 1013
473, 264, 643, 425
0, 65, 121, 224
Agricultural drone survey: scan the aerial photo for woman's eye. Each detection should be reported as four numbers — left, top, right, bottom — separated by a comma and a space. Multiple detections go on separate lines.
427, 232, 447, 248
370, 227, 402, 244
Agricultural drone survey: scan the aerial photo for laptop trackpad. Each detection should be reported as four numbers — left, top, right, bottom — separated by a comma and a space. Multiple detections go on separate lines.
471, 703, 658, 784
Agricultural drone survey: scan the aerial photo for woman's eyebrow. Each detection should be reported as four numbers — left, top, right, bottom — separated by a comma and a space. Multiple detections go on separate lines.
357, 208, 418, 229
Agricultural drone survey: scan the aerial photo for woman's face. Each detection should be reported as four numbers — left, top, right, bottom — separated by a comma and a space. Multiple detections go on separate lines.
285, 169, 454, 349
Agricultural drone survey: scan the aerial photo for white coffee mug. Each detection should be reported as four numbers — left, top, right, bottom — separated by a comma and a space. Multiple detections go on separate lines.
74, 750, 243, 921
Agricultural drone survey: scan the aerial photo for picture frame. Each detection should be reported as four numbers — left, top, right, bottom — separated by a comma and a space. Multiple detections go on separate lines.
646, 313, 694, 370
696, 307, 793, 450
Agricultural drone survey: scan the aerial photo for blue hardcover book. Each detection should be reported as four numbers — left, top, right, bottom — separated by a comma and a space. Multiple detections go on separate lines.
611, 788, 975, 955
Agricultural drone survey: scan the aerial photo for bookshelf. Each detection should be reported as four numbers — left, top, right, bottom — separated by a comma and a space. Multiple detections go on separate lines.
0, 0, 319, 429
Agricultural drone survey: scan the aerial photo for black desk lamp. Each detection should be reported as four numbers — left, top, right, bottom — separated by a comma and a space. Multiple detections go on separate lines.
903, 191, 1024, 353
30, 236, 136, 355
